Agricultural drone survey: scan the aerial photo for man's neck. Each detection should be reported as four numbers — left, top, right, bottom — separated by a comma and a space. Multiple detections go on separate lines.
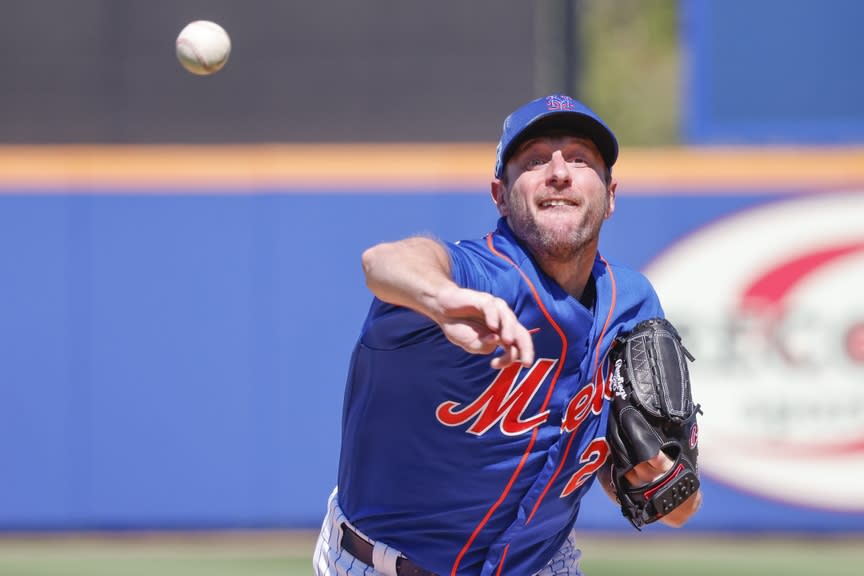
537, 245, 598, 300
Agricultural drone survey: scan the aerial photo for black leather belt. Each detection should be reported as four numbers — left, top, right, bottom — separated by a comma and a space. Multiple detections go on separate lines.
340, 523, 436, 576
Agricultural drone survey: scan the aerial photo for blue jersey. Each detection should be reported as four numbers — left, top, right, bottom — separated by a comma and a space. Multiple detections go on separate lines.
337, 219, 663, 575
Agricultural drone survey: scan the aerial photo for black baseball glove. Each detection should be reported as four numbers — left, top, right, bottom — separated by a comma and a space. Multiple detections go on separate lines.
606, 317, 701, 529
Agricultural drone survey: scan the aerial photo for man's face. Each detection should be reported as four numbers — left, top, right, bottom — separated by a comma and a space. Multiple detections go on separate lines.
493, 135, 616, 262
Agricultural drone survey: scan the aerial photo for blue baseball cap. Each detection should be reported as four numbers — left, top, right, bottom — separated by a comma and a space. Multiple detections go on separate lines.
494, 94, 619, 179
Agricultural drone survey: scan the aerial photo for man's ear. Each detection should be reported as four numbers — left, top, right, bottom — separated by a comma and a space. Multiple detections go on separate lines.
491, 179, 508, 216
605, 179, 618, 219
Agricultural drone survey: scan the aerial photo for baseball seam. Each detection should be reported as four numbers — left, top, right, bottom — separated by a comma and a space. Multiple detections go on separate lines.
176, 37, 214, 72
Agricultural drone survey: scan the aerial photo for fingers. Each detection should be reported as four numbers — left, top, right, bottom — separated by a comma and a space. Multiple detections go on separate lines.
625, 450, 674, 486
507, 313, 535, 366
437, 288, 535, 368
482, 296, 534, 368
490, 345, 522, 370
484, 333, 528, 370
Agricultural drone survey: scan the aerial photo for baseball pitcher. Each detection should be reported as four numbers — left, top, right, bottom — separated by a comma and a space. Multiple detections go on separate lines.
314, 94, 702, 576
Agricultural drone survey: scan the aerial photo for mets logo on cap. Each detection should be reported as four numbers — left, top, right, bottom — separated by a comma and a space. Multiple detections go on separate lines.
644, 191, 864, 512
546, 95, 577, 111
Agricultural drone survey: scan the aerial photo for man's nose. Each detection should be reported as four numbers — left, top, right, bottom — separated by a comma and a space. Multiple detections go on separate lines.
546, 151, 571, 186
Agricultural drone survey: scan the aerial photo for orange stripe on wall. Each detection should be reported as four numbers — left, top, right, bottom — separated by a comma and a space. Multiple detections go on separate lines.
1, 144, 864, 193
0, 144, 494, 193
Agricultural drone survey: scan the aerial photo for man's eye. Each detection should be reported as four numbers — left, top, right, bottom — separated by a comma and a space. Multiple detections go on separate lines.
527, 157, 547, 167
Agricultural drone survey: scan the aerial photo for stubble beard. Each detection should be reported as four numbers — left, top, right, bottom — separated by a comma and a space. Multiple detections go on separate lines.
509, 196, 608, 263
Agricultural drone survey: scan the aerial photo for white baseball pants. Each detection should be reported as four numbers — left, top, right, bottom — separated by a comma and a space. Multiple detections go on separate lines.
313, 488, 584, 576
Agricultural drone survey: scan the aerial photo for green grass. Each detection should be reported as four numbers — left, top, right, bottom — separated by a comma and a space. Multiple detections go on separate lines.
0, 556, 306, 576
0, 532, 314, 576
0, 532, 861, 576
578, 534, 864, 576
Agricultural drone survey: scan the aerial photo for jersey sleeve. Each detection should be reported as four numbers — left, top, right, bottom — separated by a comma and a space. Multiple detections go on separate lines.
614, 266, 666, 330
360, 239, 497, 351
636, 278, 664, 319
445, 240, 494, 293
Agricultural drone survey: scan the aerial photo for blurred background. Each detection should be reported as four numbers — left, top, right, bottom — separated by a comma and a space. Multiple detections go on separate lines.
1, 0, 862, 574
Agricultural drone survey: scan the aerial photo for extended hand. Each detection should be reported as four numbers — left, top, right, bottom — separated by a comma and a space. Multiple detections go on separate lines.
435, 285, 534, 369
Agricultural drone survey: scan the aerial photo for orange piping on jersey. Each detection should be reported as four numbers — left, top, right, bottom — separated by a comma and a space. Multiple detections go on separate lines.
525, 256, 617, 523
449, 232, 570, 576
495, 545, 510, 576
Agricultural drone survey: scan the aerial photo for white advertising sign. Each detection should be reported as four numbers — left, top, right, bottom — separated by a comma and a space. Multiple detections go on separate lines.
645, 193, 864, 511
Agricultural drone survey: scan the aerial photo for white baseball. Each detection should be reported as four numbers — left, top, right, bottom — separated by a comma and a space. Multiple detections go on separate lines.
176, 20, 231, 76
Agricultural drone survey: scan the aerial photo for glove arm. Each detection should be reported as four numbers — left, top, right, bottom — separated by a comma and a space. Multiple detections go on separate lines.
597, 461, 618, 506
606, 317, 702, 529
630, 451, 703, 528
600, 448, 702, 527
659, 488, 702, 528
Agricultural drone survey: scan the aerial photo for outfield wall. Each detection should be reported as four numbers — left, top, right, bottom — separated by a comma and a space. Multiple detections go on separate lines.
683, 0, 864, 144
1, 146, 862, 534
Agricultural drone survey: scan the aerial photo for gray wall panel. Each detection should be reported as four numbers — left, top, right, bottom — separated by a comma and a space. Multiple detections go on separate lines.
0, 0, 536, 143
